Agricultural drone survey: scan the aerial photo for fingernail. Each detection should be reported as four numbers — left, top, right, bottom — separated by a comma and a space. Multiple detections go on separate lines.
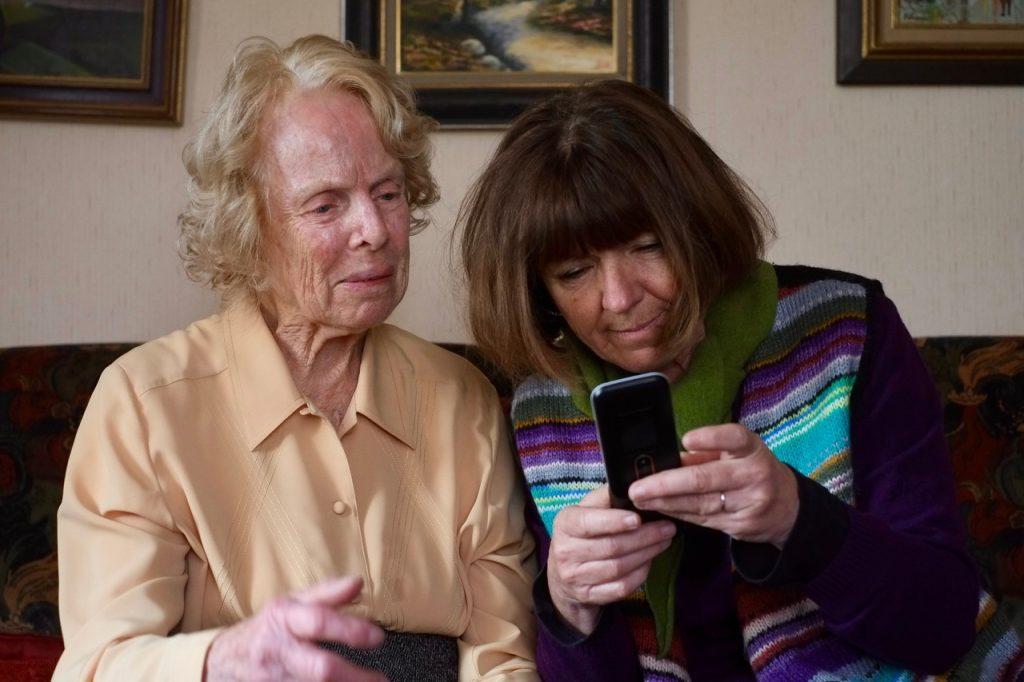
625, 514, 640, 529
660, 523, 676, 538
631, 484, 648, 498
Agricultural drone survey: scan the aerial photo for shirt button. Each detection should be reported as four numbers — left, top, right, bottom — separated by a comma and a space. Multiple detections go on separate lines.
332, 500, 350, 516
299, 406, 312, 416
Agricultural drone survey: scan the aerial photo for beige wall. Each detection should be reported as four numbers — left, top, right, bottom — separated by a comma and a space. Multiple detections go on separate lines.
1, 1, 1021, 347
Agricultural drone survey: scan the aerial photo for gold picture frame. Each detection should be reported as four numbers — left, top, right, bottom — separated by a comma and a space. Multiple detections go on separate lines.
344, 0, 669, 127
838, 0, 1024, 83
0, 0, 188, 124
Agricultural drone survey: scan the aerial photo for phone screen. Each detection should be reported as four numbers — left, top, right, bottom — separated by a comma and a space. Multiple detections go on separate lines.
611, 407, 659, 453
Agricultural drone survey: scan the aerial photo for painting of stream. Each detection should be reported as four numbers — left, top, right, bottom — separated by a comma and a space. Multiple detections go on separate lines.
400, 0, 614, 74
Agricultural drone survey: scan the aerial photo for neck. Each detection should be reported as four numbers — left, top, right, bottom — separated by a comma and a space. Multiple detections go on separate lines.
260, 303, 365, 430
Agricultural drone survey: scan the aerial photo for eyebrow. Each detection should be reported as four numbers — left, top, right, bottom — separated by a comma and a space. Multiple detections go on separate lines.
370, 164, 405, 192
295, 163, 405, 203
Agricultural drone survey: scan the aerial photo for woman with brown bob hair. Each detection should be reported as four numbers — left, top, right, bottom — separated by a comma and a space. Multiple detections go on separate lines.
458, 80, 1003, 680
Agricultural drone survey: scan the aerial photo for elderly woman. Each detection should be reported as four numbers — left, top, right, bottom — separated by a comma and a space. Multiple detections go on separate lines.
54, 36, 537, 681
456, 80, 1012, 680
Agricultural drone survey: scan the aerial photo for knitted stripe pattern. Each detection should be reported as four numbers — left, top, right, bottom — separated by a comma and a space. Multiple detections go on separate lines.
513, 274, 1020, 679
512, 275, 901, 680
732, 279, 919, 681
513, 276, 881, 680
514, 376, 690, 680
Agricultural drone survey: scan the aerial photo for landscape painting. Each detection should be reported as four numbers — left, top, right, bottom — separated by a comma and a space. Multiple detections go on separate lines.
399, 0, 615, 75
345, 0, 667, 126
898, 0, 1024, 25
0, 0, 149, 88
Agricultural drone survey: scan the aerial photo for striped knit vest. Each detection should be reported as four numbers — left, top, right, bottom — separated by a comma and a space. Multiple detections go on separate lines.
513, 269, 982, 681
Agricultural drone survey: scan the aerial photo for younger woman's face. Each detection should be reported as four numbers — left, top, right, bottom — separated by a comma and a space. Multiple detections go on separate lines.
542, 232, 681, 375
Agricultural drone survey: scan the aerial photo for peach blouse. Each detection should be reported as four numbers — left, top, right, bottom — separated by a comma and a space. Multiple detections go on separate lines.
54, 299, 537, 680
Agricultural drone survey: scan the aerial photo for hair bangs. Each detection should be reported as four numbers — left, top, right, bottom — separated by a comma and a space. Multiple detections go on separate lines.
527, 149, 656, 270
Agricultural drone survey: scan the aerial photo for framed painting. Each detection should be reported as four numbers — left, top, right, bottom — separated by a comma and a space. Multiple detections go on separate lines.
0, 0, 188, 123
838, 0, 1024, 84
344, 0, 670, 127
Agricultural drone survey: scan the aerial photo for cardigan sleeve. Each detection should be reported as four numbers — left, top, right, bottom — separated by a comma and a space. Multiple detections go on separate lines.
795, 289, 978, 672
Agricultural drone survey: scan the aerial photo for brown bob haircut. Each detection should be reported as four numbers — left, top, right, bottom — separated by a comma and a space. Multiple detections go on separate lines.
458, 79, 774, 383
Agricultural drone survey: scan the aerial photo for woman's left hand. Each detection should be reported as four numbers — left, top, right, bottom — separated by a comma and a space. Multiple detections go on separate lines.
628, 424, 799, 548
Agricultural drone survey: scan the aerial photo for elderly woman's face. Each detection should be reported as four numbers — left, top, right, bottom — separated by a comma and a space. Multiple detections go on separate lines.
542, 233, 679, 373
259, 88, 410, 333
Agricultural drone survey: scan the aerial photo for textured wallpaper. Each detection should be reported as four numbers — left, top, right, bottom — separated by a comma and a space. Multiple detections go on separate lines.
1, 0, 1021, 346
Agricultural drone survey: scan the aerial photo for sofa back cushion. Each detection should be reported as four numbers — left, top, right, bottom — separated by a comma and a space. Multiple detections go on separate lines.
0, 337, 1021, 643
0, 344, 137, 638
918, 337, 1024, 600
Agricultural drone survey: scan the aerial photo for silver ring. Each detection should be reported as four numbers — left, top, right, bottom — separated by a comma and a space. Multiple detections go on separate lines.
719, 492, 727, 513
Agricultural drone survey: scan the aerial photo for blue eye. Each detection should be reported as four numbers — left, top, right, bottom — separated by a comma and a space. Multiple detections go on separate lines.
312, 204, 333, 215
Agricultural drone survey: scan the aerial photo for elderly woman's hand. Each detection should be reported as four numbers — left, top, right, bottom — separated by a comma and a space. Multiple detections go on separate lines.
547, 485, 677, 635
629, 424, 799, 548
204, 576, 386, 682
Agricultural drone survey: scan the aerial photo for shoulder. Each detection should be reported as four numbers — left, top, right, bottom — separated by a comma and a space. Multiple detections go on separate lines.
372, 324, 496, 397
511, 374, 585, 425
772, 264, 882, 293
766, 264, 887, 330
111, 313, 227, 398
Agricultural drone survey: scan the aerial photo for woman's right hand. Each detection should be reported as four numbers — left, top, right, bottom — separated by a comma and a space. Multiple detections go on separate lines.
547, 485, 677, 635
204, 575, 386, 681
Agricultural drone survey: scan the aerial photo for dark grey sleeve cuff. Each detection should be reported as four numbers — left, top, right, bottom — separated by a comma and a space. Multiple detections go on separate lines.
532, 565, 608, 646
732, 466, 851, 586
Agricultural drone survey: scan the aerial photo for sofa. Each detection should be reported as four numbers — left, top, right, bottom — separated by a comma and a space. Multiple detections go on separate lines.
1, 337, 1022, 680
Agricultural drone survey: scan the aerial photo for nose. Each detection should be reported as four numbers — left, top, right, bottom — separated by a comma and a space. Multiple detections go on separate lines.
347, 194, 388, 250
600, 262, 643, 314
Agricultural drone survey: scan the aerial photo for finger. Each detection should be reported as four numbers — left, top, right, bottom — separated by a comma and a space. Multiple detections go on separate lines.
682, 423, 758, 455
585, 560, 655, 604
637, 490, 730, 518
555, 503, 641, 539
578, 484, 612, 508
292, 576, 364, 607
563, 520, 676, 563
679, 450, 720, 466
280, 640, 386, 682
629, 460, 736, 503
284, 604, 385, 649
578, 536, 675, 584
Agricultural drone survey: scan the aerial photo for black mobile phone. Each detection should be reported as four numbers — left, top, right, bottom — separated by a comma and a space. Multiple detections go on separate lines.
590, 372, 681, 514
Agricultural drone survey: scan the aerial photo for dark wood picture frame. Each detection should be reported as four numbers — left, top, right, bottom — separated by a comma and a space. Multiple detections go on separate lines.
838, 0, 1024, 84
0, 0, 188, 124
344, 1, 670, 127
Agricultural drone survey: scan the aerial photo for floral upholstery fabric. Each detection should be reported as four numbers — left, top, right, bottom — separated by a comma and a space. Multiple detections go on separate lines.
918, 337, 1024, 600
0, 344, 137, 640
0, 338, 1020, 677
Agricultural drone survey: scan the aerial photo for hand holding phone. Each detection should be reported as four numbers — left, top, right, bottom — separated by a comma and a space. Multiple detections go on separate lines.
590, 372, 681, 514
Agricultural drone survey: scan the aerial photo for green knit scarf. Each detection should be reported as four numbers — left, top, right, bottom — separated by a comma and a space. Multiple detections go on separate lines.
567, 260, 778, 655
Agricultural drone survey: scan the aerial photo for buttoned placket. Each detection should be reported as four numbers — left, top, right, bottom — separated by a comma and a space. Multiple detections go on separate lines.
298, 400, 374, 609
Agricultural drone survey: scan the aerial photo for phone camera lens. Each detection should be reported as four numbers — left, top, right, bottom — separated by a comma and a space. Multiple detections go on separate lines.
635, 455, 655, 478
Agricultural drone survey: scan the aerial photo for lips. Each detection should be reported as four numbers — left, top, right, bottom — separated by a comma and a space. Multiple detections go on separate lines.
610, 310, 666, 334
339, 266, 394, 284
